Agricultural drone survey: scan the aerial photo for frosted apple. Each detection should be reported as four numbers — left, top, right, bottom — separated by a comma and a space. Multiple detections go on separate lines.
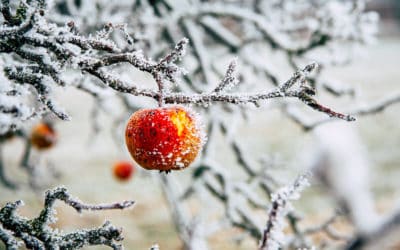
125, 106, 203, 172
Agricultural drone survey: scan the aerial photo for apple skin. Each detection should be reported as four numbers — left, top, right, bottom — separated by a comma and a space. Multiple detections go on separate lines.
125, 106, 203, 172
30, 123, 57, 150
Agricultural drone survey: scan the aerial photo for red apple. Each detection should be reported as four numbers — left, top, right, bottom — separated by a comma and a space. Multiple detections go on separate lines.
125, 106, 204, 172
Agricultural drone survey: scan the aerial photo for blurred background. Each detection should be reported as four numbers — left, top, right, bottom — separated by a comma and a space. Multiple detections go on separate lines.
0, 1, 399, 249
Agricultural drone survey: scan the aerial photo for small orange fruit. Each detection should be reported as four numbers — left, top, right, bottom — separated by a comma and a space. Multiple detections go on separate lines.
113, 161, 134, 181
125, 106, 204, 172
30, 122, 57, 150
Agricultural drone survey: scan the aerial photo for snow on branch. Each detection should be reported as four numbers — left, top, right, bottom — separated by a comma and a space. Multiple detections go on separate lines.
0, 186, 134, 249
259, 174, 311, 250
0, 0, 354, 135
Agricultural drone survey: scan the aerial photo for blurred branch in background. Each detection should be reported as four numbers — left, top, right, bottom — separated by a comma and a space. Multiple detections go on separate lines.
346, 209, 400, 250
285, 92, 400, 131
367, 0, 400, 36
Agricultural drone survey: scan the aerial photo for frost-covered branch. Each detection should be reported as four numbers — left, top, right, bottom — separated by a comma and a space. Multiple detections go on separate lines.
259, 174, 310, 250
0, 0, 355, 135
0, 186, 134, 249
0, 224, 19, 250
